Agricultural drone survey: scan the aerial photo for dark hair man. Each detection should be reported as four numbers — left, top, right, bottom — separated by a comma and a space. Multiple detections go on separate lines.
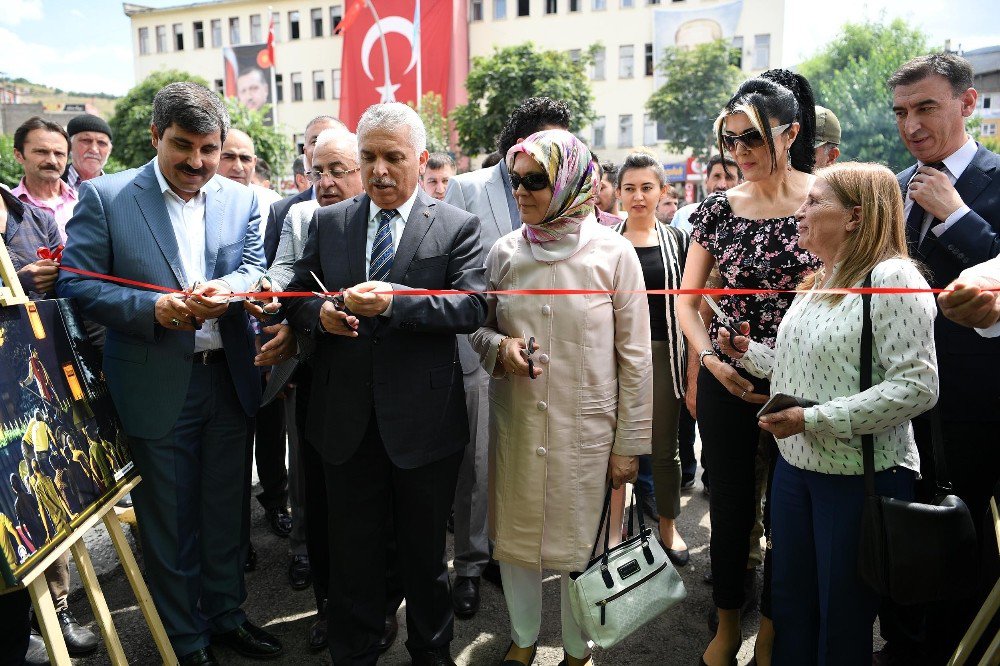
12, 117, 77, 241
291, 154, 310, 192
671, 155, 741, 233
237, 68, 270, 111
421, 152, 456, 201
813, 105, 841, 168
64, 114, 113, 191
57, 82, 281, 664
655, 185, 683, 224
877, 52, 1000, 666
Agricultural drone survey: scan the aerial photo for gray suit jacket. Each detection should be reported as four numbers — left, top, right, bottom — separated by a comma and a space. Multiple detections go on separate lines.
445, 163, 517, 374
57, 160, 266, 439
284, 189, 487, 468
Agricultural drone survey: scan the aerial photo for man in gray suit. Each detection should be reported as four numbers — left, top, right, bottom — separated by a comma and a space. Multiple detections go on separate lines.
57, 82, 281, 665
284, 102, 486, 666
442, 97, 570, 618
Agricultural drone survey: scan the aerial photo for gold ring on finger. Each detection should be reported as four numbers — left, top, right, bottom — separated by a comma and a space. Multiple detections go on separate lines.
741, 389, 747, 399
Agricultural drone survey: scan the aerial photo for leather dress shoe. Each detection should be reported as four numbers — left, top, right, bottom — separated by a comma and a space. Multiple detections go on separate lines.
244, 541, 257, 572
266, 507, 292, 538
452, 575, 480, 619
680, 473, 696, 490
308, 613, 327, 652
378, 614, 398, 653
24, 631, 49, 666
411, 646, 457, 666
213, 621, 283, 659
482, 558, 503, 588
58, 609, 99, 655
179, 647, 219, 665
288, 554, 311, 591
501, 641, 537, 665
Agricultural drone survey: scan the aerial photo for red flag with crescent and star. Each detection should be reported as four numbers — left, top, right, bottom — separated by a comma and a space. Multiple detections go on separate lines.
338, 0, 453, 130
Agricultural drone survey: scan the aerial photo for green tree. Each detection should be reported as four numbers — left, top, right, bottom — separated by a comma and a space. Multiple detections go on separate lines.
0, 134, 22, 188
798, 19, 930, 172
646, 40, 743, 161
109, 70, 209, 168
411, 92, 449, 154
451, 43, 595, 156
223, 98, 293, 180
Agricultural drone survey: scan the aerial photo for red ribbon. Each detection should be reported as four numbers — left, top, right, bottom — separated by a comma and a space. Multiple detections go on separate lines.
36, 245, 64, 262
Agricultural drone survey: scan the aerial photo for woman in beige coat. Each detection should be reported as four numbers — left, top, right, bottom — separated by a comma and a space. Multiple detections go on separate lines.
470, 130, 652, 666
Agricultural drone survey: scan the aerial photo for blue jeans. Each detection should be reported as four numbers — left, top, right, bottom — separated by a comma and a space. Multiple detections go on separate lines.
637, 454, 655, 496
770, 455, 915, 666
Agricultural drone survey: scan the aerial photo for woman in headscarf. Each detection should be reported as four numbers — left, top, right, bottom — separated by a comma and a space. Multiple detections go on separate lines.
471, 129, 652, 666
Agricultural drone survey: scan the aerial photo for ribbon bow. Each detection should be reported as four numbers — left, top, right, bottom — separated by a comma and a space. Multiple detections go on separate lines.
36, 245, 64, 263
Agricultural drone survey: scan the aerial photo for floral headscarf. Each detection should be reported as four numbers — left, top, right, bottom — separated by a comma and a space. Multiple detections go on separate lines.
506, 129, 599, 244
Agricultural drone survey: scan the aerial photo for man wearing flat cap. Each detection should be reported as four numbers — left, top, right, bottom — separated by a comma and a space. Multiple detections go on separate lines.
813, 105, 842, 168
63, 114, 113, 192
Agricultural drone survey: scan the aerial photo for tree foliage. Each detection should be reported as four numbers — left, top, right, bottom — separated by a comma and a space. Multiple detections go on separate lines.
798, 19, 930, 172
646, 40, 744, 161
109, 70, 209, 168
452, 43, 596, 156
411, 92, 449, 154
223, 98, 293, 179
0, 134, 21, 188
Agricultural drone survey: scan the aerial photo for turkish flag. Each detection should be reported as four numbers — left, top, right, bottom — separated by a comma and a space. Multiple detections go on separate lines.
338, 0, 453, 130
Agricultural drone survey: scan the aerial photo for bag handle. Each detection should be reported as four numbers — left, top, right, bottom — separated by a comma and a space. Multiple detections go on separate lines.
588, 482, 655, 574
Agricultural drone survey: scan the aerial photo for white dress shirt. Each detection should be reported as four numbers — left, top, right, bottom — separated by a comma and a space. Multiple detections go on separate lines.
904, 136, 977, 241
741, 258, 939, 475
153, 160, 223, 351
365, 187, 419, 277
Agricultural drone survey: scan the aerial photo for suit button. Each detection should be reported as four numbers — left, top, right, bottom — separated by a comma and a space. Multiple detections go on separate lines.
538, 353, 550, 364
536, 446, 547, 456
537, 401, 547, 411
542, 305, 551, 315
372, 337, 380, 344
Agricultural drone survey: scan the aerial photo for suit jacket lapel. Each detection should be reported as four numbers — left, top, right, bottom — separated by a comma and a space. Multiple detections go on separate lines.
388, 191, 435, 283
132, 162, 186, 289
203, 178, 224, 280
484, 165, 511, 236
954, 145, 994, 210
346, 195, 370, 287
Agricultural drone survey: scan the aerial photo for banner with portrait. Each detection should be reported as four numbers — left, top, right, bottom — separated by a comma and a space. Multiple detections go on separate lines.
223, 44, 275, 125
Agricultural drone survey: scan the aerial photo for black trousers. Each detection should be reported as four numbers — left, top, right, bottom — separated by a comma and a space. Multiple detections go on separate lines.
253, 376, 289, 511
0, 588, 30, 664
323, 411, 463, 664
293, 366, 329, 612
697, 365, 771, 611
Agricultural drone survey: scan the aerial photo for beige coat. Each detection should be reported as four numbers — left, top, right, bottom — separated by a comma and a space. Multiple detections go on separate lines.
470, 222, 652, 571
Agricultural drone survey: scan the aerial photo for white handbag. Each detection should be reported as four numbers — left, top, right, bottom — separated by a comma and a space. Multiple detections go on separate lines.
569, 485, 687, 648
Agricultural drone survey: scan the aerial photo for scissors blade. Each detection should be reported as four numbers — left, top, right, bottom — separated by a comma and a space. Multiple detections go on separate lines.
702, 294, 734, 326
310, 271, 331, 295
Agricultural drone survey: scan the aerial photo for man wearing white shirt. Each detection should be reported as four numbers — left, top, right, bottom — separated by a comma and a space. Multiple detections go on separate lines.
939, 257, 1000, 334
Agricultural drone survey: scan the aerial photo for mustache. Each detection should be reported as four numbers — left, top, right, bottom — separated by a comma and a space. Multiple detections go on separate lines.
177, 164, 207, 177
40, 164, 60, 171
368, 176, 397, 188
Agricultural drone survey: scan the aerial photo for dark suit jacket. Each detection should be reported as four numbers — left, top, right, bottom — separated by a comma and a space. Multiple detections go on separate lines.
284, 190, 488, 469
266, 187, 313, 266
899, 144, 1000, 420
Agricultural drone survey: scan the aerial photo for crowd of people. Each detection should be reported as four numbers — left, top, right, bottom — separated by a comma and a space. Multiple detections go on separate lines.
0, 48, 998, 666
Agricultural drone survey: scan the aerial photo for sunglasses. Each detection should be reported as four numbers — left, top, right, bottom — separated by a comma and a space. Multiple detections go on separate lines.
510, 172, 550, 192
721, 123, 792, 152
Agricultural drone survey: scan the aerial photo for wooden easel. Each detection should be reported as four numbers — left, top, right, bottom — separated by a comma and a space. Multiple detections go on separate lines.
0, 236, 177, 664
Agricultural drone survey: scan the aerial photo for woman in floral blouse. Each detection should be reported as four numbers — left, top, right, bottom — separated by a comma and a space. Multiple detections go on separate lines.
677, 70, 820, 666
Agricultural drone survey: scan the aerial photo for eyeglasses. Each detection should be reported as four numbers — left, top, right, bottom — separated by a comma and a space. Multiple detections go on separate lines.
307, 166, 360, 183
721, 123, 792, 152
510, 172, 550, 192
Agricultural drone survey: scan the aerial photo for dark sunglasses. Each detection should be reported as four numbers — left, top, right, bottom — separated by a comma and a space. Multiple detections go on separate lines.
510, 172, 550, 192
721, 122, 791, 152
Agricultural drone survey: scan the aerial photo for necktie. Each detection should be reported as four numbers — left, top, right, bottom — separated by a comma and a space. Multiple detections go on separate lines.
904, 161, 945, 256
370, 208, 396, 282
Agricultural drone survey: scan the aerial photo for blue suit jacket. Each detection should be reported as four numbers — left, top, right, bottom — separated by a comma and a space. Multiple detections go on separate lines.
899, 143, 1000, 420
56, 160, 266, 439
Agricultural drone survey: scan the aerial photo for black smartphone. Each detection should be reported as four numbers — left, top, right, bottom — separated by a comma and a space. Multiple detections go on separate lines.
756, 393, 818, 419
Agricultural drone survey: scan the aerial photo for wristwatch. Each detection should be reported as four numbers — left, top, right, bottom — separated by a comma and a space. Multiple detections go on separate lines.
698, 348, 717, 368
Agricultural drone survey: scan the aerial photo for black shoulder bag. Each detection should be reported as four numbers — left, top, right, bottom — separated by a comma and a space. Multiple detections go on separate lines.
856, 272, 980, 606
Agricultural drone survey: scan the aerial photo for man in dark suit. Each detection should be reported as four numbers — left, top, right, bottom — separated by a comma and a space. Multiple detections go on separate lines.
878, 52, 1000, 666
284, 102, 487, 666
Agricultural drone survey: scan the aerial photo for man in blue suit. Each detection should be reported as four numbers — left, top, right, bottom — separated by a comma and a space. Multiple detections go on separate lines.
57, 82, 282, 666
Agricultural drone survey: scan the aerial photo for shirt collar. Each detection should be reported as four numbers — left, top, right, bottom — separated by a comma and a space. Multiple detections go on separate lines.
153, 158, 212, 203
11, 178, 77, 208
920, 136, 978, 179
368, 186, 420, 224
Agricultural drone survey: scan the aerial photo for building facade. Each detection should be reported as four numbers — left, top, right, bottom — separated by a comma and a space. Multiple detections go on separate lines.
967, 45, 1000, 140
124, 0, 785, 170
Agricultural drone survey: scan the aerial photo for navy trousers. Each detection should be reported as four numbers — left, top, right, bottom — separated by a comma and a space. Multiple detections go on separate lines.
770, 455, 915, 666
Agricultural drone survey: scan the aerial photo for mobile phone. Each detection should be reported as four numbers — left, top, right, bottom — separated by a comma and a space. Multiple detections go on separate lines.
756, 393, 818, 419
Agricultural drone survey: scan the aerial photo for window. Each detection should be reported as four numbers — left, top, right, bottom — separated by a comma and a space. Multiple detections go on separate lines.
569, 0, 579, 10
275, 74, 284, 102
647, 0, 660, 5
753, 34, 770, 70
982, 123, 997, 137
471, 0, 484, 20
289, 11, 301, 39
211, 19, 222, 47
229, 17, 240, 45
331, 68, 341, 98
155, 25, 167, 52
592, 0, 606, 10
291, 72, 303, 101
731, 36, 744, 68
568, 48, 581, 65
983, 96, 992, 109
619, 44, 634, 78
621, 0, 633, 7
643, 114, 658, 145
494, 0, 506, 19
644, 43, 654, 76
173, 23, 184, 50
545, 0, 557, 13
657, 120, 668, 141
592, 117, 606, 149
312, 8, 323, 36
313, 70, 325, 99
250, 14, 262, 42
138, 27, 149, 55
591, 47, 605, 80
330, 5, 342, 32
618, 114, 633, 148
193, 21, 204, 48
517, 0, 529, 16
214, 79, 224, 94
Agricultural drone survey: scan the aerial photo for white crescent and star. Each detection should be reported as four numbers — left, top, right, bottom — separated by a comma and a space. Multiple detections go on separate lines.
360, 16, 419, 101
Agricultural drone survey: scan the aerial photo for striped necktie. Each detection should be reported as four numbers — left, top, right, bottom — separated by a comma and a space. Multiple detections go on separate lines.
370, 208, 396, 282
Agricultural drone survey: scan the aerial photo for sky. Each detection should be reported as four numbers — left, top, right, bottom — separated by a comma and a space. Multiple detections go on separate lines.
0, 0, 997, 97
